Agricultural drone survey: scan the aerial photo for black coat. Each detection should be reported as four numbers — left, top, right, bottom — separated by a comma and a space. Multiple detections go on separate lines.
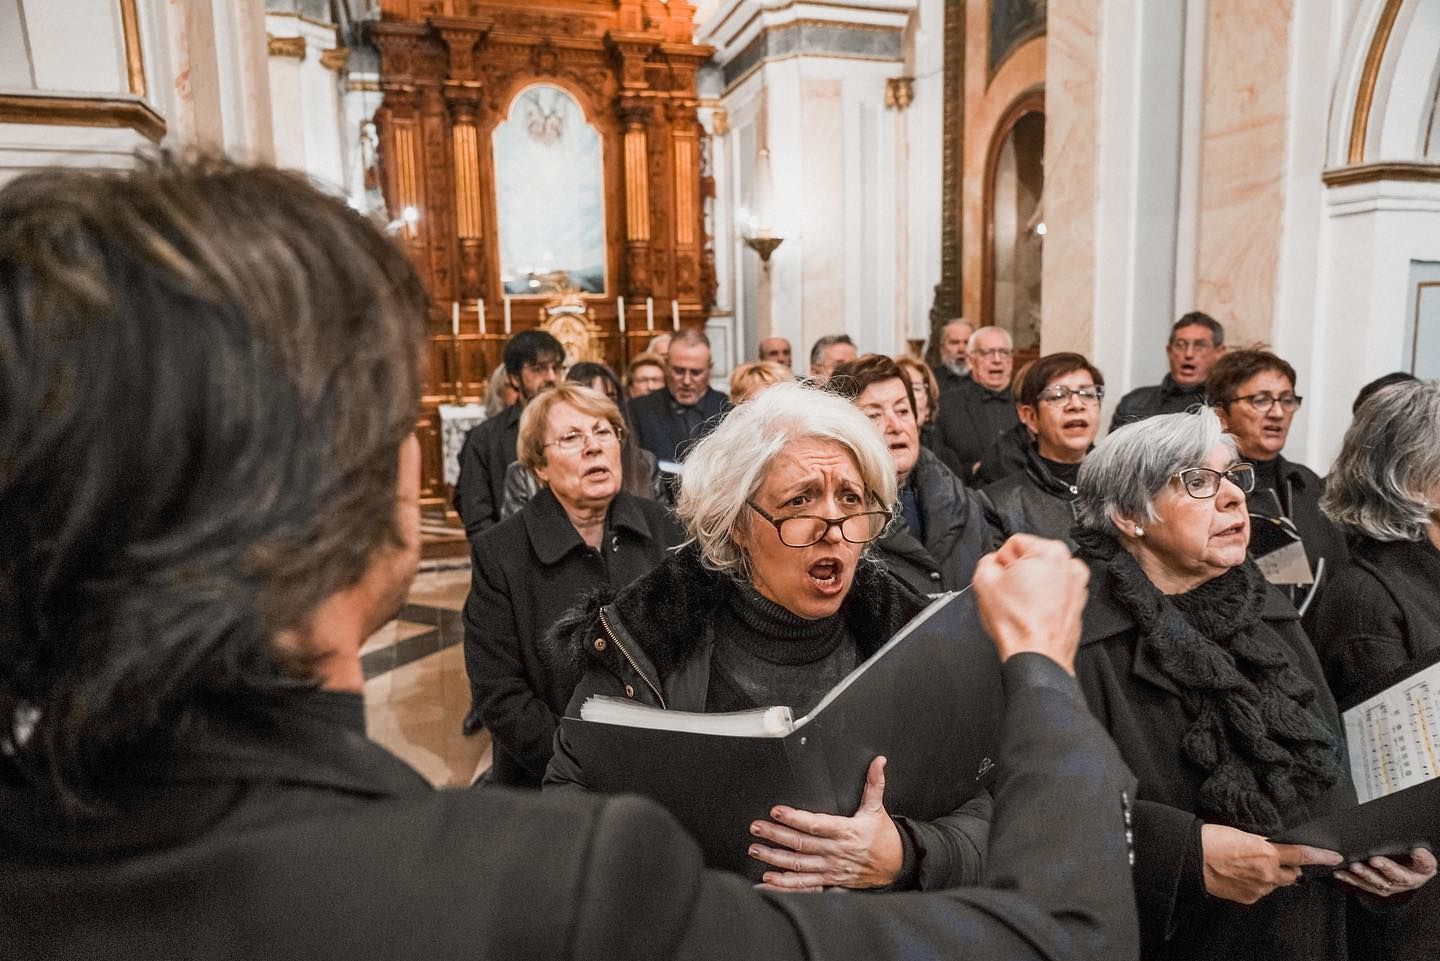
1308, 534, 1440, 704
871, 447, 997, 595
545, 547, 993, 892
1109, 375, 1207, 431
1074, 562, 1374, 961
463, 487, 683, 787
1308, 534, 1440, 961
0, 663, 1142, 961
980, 443, 1080, 549
973, 422, 1032, 487
930, 362, 969, 395
934, 378, 1020, 479
453, 404, 520, 537
627, 386, 728, 464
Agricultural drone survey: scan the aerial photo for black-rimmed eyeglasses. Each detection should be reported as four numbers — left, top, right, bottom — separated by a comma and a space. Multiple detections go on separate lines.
1173, 464, 1256, 499
1229, 393, 1303, 413
747, 501, 892, 548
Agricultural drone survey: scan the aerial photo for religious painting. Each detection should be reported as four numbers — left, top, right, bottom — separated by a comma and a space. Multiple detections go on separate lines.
989, 0, 1047, 77
492, 84, 607, 295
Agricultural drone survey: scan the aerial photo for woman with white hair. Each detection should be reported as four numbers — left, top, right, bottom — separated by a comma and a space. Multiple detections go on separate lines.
544, 381, 990, 892
1068, 407, 1434, 961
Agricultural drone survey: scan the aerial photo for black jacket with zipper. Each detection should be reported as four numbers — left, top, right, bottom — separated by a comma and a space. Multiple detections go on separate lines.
542, 545, 992, 891
979, 441, 1081, 549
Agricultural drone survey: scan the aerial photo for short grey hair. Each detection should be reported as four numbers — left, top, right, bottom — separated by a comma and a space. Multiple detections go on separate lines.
967, 325, 1013, 353
809, 333, 855, 368
1075, 407, 1235, 533
677, 380, 897, 578
1322, 379, 1440, 541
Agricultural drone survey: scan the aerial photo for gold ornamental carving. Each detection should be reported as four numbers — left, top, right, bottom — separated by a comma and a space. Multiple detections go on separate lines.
885, 76, 914, 111
320, 47, 350, 71
267, 35, 307, 60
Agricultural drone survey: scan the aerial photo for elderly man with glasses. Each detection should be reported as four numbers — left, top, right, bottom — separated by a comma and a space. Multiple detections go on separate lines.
627, 328, 729, 469
935, 325, 1022, 481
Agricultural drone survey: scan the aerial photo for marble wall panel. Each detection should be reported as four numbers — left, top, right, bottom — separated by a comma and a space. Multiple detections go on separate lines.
1036, 0, 1098, 356
1192, 0, 1292, 346
799, 75, 847, 347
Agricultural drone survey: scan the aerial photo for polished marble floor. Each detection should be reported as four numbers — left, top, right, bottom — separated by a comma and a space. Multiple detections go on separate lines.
362, 563, 491, 787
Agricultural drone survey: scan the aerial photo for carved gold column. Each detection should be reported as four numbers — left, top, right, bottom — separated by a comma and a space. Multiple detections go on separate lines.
619, 99, 653, 298
669, 99, 702, 304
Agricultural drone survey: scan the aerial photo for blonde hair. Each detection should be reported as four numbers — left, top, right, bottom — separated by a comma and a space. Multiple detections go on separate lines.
516, 383, 624, 474
728, 360, 792, 404
677, 381, 897, 579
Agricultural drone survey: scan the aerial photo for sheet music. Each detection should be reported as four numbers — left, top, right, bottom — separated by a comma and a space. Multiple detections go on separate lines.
1344, 660, 1440, 804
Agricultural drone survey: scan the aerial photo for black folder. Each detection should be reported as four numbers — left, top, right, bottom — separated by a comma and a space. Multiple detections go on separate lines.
1272, 648, 1440, 861
558, 589, 1004, 878
1272, 779, 1439, 862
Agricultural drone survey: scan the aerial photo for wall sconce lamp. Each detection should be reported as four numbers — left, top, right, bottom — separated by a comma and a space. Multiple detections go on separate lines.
744, 233, 783, 263
738, 208, 784, 263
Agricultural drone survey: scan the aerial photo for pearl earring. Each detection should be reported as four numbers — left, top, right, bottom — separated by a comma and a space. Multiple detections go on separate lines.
1133, 525, 1145, 537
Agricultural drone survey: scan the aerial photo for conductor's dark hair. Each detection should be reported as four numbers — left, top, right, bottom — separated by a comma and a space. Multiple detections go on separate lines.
502, 329, 564, 379
0, 154, 426, 813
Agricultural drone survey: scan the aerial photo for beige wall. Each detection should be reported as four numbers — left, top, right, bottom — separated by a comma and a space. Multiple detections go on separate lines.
1037, 0, 1099, 358
1191, 0, 1293, 347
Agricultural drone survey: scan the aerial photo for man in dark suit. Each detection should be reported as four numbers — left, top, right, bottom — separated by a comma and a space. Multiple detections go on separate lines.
931, 318, 974, 395
627, 328, 727, 465
0, 156, 1141, 961
1109, 312, 1225, 430
935, 324, 1021, 479
452, 330, 563, 537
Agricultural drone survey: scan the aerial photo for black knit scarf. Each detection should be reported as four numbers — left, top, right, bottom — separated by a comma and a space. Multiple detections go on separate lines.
1076, 529, 1346, 835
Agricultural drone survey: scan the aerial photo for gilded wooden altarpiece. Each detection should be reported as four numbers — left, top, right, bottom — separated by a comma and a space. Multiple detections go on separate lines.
371, 0, 714, 505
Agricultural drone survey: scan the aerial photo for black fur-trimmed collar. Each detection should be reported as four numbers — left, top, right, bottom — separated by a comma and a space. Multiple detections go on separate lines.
548, 543, 928, 683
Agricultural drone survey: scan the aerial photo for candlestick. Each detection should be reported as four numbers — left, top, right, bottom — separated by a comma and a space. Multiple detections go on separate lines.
617, 296, 626, 334
504, 297, 512, 336
477, 299, 485, 336
646, 296, 654, 332
451, 301, 460, 338
671, 300, 680, 331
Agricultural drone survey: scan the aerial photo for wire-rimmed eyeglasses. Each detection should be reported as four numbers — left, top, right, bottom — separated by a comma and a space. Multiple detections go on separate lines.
543, 423, 624, 454
747, 501, 892, 548
1037, 385, 1105, 405
1173, 464, 1256, 499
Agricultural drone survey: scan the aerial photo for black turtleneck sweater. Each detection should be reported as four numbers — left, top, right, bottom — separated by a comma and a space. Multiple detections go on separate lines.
705, 585, 857, 715
1039, 456, 1081, 488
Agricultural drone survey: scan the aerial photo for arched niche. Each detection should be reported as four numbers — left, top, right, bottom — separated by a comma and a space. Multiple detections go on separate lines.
492, 83, 607, 295
984, 96, 1045, 354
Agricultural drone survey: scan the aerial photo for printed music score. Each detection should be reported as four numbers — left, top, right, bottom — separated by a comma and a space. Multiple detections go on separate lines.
1345, 664, 1440, 804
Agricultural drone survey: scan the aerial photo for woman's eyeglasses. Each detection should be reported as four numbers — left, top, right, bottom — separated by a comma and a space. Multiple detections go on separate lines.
1037, 385, 1104, 405
1173, 464, 1256, 499
544, 424, 623, 453
1229, 393, 1303, 413
747, 501, 892, 548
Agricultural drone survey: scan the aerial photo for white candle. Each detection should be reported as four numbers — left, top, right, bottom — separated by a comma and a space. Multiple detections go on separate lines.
504, 297, 512, 336
451, 301, 460, 338
617, 296, 626, 334
671, 299, 680, 331
646, 296, 654, 332
477, 299, 485, 336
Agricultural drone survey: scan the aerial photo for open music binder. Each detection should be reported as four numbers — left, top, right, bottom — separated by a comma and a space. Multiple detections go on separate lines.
557, 589, 1003, 878
1273, 648, 1440, 860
